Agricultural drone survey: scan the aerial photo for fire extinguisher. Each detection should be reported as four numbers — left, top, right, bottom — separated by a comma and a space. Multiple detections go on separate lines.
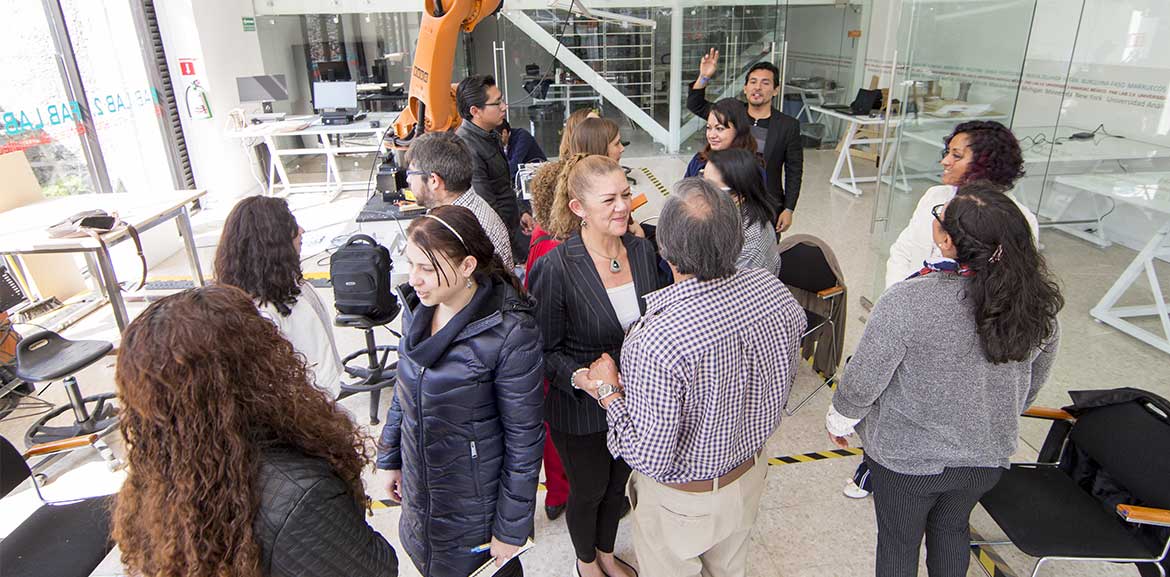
184, 80, 213, 119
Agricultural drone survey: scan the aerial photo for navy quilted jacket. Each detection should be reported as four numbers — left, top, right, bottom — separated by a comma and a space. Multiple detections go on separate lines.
377, 278, 544, 577
254, 448, 398, 576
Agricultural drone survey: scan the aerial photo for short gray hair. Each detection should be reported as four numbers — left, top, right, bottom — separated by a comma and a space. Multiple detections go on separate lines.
657, 178, 743, 281
405, 131, 473, 193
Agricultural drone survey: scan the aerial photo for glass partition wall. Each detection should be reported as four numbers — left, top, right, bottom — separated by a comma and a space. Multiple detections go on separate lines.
873, 0, 1170, 447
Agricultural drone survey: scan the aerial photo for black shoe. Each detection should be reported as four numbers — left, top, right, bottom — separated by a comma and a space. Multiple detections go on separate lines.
620, 497, 631, 519
545, 503, 566, 520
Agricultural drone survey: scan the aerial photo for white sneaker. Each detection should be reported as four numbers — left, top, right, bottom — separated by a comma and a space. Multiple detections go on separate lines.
843, 478, 871, 499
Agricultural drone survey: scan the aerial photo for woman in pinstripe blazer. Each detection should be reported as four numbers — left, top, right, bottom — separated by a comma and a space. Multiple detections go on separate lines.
529, 154, 671, 577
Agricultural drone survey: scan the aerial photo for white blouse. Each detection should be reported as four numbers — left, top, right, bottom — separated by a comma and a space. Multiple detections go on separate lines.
606, 282, 641, 331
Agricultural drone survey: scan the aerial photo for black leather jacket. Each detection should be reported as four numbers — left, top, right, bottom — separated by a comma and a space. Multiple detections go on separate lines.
456, 120, 521, 229
254, 448, 398, 577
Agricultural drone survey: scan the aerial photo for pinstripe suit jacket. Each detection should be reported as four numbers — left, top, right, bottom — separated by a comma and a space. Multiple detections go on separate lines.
529, 232, 672, 435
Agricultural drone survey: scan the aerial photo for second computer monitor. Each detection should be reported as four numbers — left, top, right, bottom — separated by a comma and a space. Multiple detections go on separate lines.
313, 81, 358, 111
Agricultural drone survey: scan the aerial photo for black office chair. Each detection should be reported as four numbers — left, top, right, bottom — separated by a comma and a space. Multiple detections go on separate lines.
776, 235, 846, 415
0, 434, 115, 577
335, 305, 400, 426
977, 389, 1170, 577
13, 331, 117, 447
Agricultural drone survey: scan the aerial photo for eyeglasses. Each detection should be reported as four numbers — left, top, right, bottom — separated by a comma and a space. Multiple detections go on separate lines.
482, 100, 505, 108
405, 169, 430, 178
931, 203, 945, 224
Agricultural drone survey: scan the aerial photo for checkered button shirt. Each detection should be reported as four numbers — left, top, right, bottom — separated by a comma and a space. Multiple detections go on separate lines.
606, 267, 807, 484
453, 189, 514, 271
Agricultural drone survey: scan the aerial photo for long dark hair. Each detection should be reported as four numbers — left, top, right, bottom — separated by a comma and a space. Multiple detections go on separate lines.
700, 98, 757, 161
707, 148, 776, 227
944, 121, 1025, 187
943, 181, 1063, 363
407, 205, 524, 295
214, 196, 302, 316
113, 284, 370, 577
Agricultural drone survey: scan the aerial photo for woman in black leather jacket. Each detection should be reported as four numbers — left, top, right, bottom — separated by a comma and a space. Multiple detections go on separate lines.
377, 205, 544, 577
112, 284, 397, 577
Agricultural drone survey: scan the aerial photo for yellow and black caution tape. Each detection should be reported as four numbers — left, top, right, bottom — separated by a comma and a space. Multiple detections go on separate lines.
639, 167, 669, 197
371, 498, 399, 510
768, 447, 863, 466
969, 527, 1018, 577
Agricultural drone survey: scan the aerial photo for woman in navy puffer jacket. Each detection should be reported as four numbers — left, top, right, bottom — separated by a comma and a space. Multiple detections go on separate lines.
377, 205, 544, 577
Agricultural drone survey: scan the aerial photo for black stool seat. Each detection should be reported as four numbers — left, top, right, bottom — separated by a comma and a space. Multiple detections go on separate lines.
14, 332, 112, 382
335, 312, 396, 330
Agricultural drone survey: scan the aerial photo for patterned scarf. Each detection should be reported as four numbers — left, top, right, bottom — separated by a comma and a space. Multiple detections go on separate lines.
907, 257, 974, 280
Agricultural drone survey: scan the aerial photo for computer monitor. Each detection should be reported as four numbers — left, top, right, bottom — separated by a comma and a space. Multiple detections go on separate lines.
315, 61, 351, 82
236, 75, 288, 103
313, 81, 358, 111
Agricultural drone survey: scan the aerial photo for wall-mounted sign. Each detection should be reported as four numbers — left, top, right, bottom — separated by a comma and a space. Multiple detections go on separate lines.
242, 17, 256, 32
848, 30, 862, 39
179, 58, 196, 76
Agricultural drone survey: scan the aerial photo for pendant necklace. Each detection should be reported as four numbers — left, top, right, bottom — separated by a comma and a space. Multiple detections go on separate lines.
589, 243, 623, 273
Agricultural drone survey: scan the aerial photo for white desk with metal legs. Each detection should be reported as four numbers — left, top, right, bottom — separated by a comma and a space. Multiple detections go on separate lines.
227, 113, 397, 200
1048, 173, 1170, 355
0, 190, 206, 333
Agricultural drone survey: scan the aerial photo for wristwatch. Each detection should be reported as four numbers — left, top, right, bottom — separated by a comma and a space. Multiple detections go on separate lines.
596, 383, 619, 407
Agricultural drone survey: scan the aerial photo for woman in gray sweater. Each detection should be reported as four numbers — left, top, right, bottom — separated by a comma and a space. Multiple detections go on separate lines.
826, 181, 1064, 577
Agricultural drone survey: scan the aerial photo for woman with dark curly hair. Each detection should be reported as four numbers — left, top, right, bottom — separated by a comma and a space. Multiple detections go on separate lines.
214, 196, 343, 396
884, 120, 1039, 287
683, 97, 757, 179
112, 284, 398, 577
827, 182, 1062, 577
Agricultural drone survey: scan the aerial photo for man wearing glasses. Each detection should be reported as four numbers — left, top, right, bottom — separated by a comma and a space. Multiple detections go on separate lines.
456, 75, 534, 265
405, 131, 514, 271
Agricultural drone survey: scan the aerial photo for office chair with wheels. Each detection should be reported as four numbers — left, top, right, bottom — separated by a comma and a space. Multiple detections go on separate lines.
776, 234, 846, 415
0, 434, 116, 577
976, 388, 1170, 577
335, 306, 400, 426
13, 331, 117, 447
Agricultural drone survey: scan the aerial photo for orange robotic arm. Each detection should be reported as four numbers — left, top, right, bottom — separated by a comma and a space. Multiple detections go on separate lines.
391, 0, 502, 146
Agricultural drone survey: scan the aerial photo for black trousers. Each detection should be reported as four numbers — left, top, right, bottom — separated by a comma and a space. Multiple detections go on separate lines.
549, 428, 632, 563
867, 457, 1003, 577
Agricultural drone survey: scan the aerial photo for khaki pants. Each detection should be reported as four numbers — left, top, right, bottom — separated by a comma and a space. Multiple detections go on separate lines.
627, 458, 769, 577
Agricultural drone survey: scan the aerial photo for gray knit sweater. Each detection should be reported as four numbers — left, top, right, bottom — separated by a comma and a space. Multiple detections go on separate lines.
832, 273, 1060, 475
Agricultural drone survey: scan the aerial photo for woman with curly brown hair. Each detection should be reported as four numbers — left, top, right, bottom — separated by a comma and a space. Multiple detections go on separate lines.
214, 196, 343, 397
884, 120, 1040, 288
112, 284, 398, 577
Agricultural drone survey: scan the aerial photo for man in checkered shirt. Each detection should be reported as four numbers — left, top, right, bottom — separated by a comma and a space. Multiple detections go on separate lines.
404, 131, 514, 271
579, 178, 806, 577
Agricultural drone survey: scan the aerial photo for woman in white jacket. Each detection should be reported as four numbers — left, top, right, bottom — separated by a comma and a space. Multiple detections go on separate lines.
885, 121, 1039, 288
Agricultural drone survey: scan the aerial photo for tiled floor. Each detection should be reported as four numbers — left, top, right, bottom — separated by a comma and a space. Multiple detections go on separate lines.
2, 148, 1165, 577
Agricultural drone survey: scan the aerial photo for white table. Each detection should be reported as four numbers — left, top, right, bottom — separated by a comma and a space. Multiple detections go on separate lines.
0, 191, 206, 332
1055, 173, 1170, 355
227, 113, 397, 200
901, 125, 1170, 168
784, 84, 843, 124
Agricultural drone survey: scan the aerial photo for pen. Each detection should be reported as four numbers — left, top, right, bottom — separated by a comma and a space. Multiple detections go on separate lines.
470, 543, 491, 554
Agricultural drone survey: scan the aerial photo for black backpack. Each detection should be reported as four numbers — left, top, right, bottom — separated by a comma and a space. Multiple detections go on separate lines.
330, 234, 397, 319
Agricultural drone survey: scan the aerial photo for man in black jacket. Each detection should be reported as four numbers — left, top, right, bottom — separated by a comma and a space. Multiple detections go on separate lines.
455, 75, 533, 263
687, 48, 803, 233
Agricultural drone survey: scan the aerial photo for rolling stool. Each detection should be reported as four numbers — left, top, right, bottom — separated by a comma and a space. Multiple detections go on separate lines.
335, 309, 400, 425
13, 331, 117, 447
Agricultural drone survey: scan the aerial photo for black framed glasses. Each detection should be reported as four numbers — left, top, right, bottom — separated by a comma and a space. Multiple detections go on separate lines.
482, 100, 505, 108
931, 203, 946, 224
